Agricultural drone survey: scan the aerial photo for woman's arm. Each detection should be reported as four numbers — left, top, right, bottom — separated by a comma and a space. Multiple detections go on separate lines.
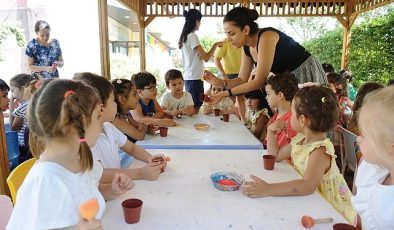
195, 42, 223, 62
26, 56, 51, 73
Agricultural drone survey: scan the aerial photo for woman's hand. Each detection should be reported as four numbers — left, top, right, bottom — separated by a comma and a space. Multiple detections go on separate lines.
202, 70, 223, 86
241, 175, 270, 198
209, 91, 226, 105
111, 173, 135, 196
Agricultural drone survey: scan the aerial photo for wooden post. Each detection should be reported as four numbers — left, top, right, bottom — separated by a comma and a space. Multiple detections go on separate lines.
138, 15, 155, 71
0, 97, 11, 195
98, 0, 111, 79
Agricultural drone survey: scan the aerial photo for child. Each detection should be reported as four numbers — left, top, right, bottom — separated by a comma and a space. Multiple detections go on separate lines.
347, 82, 384, 136
0, 79, 10, 112
201, 82, 235, 115
352, 86, 394, 229
242, 86, 356, 224
130, 72, 176, 129
161, 69, 194, 117
112, 79, 146, 143
75, 73, 166, 181
7, 79, 133, 229
244, 88, 270, 141
9, 74, 35, 162
265, 73, 298, 156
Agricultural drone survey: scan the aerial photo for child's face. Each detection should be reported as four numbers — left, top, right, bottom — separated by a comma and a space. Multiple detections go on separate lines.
138, 84, 157, 100
167, 78, 184, 94
101, 92, 117, 122
0, 90, 10, 111
246, 98, 260, 111
211, 85, 224, 95
265, 84, 279, 109
126, 85, 139, 110
85, 104, 103, 147
10, 85, 24, 101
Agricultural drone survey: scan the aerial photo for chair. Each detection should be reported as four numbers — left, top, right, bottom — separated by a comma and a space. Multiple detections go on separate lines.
0, 195, 13, 229
6, 131, 20, 170
6, 158, 36, 204
338, 126, 358, 194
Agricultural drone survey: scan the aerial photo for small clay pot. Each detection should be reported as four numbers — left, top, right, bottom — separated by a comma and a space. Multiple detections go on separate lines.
333, 223, 356, 230
122, 199, 143, 224
159, 127, 168, 137
222, 114, 229, 122
263, 155, 276, 170
152, 156, 165, 173
166, 114, 173, 119
214, 109, 221, 116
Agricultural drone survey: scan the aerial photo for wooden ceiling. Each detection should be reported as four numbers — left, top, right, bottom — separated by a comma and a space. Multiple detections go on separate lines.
119, 0, 392, 17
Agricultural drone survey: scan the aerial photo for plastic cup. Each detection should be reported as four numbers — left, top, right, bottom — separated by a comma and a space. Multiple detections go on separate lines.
333, 223, 356, 230
122, 199, 143, 224
214, 109, 220, 116
263, 155, 276, 170
222, 114, 229, 122
159, 127, 168, 137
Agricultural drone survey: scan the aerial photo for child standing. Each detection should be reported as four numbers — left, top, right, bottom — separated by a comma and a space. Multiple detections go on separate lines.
244, 89, 271, 141
75, 73, 165, 181
131, 72, 176, 129
201, 82, 235, 115
0, 79, 10, 112
242, 86, 356, 224
352, 86, 394, 229
112, 79, 146, 143
265, 73, 298, 156
7, 79, 133, 229
161, 69, 194, 117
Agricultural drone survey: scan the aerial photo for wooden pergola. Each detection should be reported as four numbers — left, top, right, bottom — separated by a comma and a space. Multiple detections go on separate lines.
96, 0, 393, 78
0, 0, 392, 195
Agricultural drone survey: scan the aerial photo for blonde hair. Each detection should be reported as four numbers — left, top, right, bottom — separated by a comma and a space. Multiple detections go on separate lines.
359, 86, 394, 160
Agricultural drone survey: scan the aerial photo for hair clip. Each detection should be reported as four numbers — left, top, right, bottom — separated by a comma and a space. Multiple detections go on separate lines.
34, 81, 41, 89
64, 90, 75, 99
321, 97, 327, 103
116, 79, 122, 84
79, 138, 86, 143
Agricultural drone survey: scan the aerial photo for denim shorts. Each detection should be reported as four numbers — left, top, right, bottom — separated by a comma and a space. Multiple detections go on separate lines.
185, 80, 204, 107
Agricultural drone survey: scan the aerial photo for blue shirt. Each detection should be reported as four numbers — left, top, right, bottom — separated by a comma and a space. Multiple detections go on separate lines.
25, 38, 62, 78
138, 98, 155, 116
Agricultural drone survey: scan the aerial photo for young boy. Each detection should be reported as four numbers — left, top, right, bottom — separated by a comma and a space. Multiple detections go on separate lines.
131, 71, 176, 128
265, 73, 299, 156
161, 69, 194, 117
0, 79, 10, 112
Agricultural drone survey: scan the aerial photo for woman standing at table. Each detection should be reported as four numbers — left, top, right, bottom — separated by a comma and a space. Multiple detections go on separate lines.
179, 9, 223, 114
204, 7, 327, 103
26, 20, 64, 79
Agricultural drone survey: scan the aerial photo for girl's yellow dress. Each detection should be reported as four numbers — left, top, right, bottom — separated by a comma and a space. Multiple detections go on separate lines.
291, 133, 356, 224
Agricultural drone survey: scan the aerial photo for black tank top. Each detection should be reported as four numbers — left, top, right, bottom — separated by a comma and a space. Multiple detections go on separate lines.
243, 27, 310, 73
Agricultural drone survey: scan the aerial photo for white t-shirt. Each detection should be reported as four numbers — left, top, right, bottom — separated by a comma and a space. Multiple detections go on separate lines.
351, 161, 394, 230
7, 160, 106, 230
91, 122, 127, 168
182, 32, 203, 80
161, 91, 194, 111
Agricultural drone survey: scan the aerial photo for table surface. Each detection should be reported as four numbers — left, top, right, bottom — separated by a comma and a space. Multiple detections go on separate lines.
102, 149, 348, 230
136, 114, 263, 150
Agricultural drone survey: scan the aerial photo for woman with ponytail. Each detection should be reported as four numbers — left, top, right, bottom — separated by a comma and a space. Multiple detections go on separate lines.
203, 7, 327, 104
179, 9, 223, 114
7, 79, 134, 230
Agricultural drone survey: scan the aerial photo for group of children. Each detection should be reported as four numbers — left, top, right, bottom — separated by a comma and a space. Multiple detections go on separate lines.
1, 67, 393, 229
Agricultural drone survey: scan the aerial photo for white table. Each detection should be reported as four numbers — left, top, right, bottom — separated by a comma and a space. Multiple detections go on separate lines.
102, 150, 348, 230
136, 114, 263, 150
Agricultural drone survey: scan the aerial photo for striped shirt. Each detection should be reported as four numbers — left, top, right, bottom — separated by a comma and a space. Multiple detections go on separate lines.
11, 101, 29, 146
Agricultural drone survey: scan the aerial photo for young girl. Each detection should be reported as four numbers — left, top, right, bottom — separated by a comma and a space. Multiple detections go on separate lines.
111, 79, 147, 143
352, 86, 394, 229
201, 82, 235, 115
242, 86, 356, 224
7, 79, 133, 229
244, 88, 270, 141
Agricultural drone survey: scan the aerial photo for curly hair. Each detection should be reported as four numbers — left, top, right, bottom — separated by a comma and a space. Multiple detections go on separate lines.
266, 73, 298, 102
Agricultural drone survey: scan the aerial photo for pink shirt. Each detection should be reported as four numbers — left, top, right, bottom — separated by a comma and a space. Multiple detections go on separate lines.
268, 111, 297, 148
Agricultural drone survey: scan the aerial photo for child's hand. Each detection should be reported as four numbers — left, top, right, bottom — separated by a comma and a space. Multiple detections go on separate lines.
111, 173, 135, 196
150, 154, 168, 171
160, 118, 176, 127
268, 120, 287, 133
241, 175, 270, 198
137, 123, 147, 132
147, 124, 159, 135
76, 218, 103, 230
141, 162, 163, 180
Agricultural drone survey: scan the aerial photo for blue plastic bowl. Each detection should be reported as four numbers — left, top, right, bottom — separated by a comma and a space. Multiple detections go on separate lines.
210, 171, 244, 191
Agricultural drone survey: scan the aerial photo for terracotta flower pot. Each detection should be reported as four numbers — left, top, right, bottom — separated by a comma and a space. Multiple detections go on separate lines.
214, 109, 221, 116
263, 155, 276, 170
222, 114, 229, 122
333, 223, 356, 230
122, 199, 143, 224
159, 127, 168, 137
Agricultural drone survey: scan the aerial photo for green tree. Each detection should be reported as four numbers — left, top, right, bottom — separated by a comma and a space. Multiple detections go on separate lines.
0, 22, 26, 62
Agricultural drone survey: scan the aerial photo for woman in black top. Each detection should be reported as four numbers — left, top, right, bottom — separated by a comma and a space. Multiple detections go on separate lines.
204, 7, 327, 103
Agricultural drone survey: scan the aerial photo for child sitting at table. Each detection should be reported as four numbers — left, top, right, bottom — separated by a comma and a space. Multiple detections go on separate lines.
74, 72, 166, 181
242, 86, 356, 224
7, 79, 134, 229
130, 71, 176, 132
265, 73, 298, 156
0, 79, 10, 113
352, 86, 394, 229
244, 88, 270, 141
111, 78, 147, 142
161, 69, 194, 117
201, 82, 235, 115
9, 73, 35, 163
